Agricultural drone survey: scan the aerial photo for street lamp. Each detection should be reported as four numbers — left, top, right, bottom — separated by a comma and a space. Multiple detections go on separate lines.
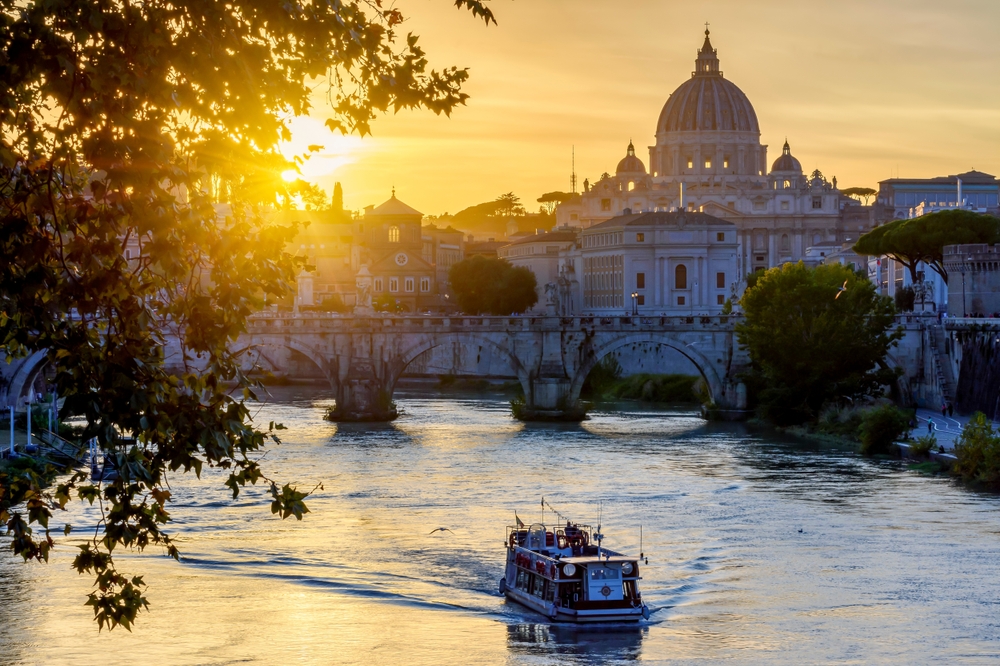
630, 291, 639, 316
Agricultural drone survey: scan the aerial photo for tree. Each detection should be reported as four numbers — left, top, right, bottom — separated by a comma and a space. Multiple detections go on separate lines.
736, 262, 902, 425
332, 182, 345, 212
841, 187, 877, 205
448, 256, 538, 315
293, 182, 332, 211
853, 210, 1000, 283
536, 191, 573, 214
0, 0, 496, 631
494, 192, 525, 219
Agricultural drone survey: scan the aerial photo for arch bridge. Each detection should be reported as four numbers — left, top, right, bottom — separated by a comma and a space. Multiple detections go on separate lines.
242, 313, 752, 421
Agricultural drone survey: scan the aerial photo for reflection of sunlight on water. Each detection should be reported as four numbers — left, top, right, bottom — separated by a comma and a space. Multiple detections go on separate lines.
2, 389, 1000, 664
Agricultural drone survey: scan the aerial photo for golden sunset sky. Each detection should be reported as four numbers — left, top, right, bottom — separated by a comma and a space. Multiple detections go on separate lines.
284, 0, 1000, 217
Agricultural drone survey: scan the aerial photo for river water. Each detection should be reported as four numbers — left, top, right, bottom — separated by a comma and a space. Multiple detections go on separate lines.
1, 388, 999, 665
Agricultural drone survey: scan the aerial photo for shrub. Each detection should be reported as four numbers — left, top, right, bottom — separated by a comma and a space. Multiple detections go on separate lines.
580, 356, 622, 398
910, 434, 937, 457
815, 404, 865, 440
952, 412, 1000, 489
608, 374, 699, 403
859, 404, 912, 454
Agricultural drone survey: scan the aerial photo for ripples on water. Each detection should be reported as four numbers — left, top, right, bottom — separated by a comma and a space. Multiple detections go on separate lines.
2, 387, 1000, 665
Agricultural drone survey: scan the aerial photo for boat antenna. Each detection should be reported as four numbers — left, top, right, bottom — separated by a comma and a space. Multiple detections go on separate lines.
541, 496, 544, 525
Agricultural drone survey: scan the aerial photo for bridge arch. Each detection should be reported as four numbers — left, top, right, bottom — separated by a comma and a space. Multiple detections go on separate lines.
1, 350, 49, 408
387, 332, 532, 398
568, 333, 727, 407
237, 336, 337, 388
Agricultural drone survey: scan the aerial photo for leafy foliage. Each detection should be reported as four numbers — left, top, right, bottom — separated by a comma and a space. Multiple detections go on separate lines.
0, 0, 495, 631
853, 211, 1000, 283
911, 434, 937, 457
452, 192, 527, 234
858, 404, 912, 455
537, 191, 574, 214
448, 256, 538, 315
736, 262, 902, 425
580, 355, 623, 398
952, 412, 1000, 489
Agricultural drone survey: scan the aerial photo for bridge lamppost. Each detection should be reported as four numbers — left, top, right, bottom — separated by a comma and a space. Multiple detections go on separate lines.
630, 291, 638, 316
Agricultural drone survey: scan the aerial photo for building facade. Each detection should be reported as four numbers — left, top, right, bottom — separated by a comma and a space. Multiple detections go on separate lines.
498, 229, 580, 314
874, 171, 1000, 222
576, 210, 737, 314
555, 30, 860, 282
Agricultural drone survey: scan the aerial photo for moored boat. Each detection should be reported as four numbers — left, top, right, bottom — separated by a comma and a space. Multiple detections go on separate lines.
499, 516, 649, 623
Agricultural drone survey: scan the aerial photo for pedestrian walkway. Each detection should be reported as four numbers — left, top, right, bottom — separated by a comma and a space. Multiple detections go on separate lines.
914, 408, 999, 451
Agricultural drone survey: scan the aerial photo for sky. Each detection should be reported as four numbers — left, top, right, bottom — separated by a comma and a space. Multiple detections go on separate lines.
281, 0, 1000, 217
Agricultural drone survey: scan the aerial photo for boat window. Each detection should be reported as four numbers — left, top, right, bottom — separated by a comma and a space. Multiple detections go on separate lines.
589, 567, 620, 580
532, 576, 546, 598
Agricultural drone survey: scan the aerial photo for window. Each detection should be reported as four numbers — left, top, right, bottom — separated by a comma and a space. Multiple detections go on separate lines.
781, 234, 790, 252
601, 199, 611, 211
374, 278, 384, 292
389, 277, 398, 292
404, 277, 414, 292
717, 294, 725, 305
686, 157, 693, 169
812, 197, 822, 209
628, 181, 635, 191
675, 264, 687, 290
812, 233, 821, 245
637, 295, 645, 305
389, 225, 400, 243
716, 232, 725, 241
124, 249, 132, 259
705, 158, 712, 169
783, 180, 791, 189
780, 201, 790, 211
716, 272, 725, 289
636, 273, 645, 289
724, 157, 730, 169
636, 233, 645, 242
677, 296, 686, 305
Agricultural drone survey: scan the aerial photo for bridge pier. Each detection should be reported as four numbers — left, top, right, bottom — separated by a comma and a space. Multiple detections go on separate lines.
516, 377, 586, 422
326, 357, 398, 422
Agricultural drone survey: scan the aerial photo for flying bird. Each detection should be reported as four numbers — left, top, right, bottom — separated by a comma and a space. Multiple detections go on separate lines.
428, 527, 455, 535
835, 280, 848, 299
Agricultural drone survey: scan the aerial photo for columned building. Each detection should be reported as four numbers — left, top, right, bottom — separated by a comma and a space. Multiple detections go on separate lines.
556, 30, 855, 283
577, 210, 737, 314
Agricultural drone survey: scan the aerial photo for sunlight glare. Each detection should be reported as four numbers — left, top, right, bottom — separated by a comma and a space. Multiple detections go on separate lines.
280, 115, 363, 181
281, 169, 299, 183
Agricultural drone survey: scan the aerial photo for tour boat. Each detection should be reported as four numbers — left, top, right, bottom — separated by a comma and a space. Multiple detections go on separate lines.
499, 517, 650, 623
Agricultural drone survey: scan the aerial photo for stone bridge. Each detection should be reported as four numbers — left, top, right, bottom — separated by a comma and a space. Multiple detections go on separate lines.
242, 313, 752, 421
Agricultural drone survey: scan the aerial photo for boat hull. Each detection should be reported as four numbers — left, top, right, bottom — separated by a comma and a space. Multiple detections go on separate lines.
503, 587, 644, 624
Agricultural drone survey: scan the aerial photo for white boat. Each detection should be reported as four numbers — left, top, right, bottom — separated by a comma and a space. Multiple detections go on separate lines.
499, 518, 650, 623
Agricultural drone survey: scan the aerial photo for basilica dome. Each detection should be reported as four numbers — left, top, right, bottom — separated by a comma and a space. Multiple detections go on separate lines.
771, 141, 802, 173
656, 30, 759, 135
616, 141, 646, 174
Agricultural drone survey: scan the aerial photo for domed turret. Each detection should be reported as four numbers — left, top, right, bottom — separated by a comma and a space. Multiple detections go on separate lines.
616, 141, 646, 174
771, 140, 802, 173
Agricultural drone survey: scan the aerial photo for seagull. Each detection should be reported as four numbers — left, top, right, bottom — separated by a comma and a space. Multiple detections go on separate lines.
428, 527, 455, 535
835, 280, 848, 299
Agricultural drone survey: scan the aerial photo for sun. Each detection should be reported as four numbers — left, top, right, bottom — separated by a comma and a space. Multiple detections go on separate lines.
279, 115, 362, 180
281, 169, 300, 183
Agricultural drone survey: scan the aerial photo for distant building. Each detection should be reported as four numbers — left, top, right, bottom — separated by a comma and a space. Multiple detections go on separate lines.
498, 229, 579, 313
874, 171, 1000, 222
573, 210, 737, 314
358, 194, 438, 312
555, 30, 856, 282
944, 244, 1000, 317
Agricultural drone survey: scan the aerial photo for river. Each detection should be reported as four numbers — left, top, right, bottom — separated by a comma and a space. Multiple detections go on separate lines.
1, 388, 999, 665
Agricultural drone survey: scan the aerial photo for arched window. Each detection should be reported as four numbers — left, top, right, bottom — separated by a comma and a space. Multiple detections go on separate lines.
628, 181, 635, 192
812, 233, 821, 245
389, 226, 400, 243
675, 264, 687, 290
781, 234, 790, 252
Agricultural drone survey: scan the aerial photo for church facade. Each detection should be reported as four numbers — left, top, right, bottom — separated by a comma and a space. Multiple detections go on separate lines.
556, 30, 865, 280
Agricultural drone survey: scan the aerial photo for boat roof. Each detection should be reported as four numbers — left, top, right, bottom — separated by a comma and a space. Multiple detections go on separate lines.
560, 555, 637, 564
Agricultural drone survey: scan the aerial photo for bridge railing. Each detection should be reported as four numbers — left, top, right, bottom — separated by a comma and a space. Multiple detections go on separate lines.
247, 312, 744, 331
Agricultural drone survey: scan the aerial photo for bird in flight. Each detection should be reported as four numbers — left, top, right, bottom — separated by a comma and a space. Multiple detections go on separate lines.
835, 280, 848, 299
428, 527, 455, 535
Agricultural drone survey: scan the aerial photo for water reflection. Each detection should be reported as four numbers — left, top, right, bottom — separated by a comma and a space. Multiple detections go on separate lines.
506, 621, 645, 663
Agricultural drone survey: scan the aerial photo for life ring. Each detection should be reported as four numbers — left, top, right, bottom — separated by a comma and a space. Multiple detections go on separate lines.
535, 560, 546, 575
509, 532, 516, 548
